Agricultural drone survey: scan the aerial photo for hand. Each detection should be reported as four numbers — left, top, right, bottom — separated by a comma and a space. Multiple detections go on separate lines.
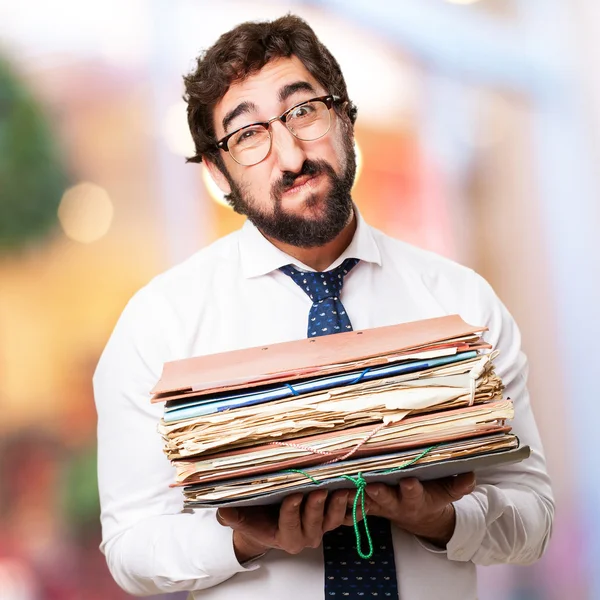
364, 472, 476, 548
217, 489, 365, 563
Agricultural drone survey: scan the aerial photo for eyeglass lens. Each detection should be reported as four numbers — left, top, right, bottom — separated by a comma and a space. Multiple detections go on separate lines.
228, 99, 332, 166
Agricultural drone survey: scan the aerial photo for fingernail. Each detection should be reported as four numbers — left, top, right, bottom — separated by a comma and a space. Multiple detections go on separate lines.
404, 481, 415, 492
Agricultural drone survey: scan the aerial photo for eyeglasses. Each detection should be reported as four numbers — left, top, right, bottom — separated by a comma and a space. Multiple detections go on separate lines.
216, 95, 341, 166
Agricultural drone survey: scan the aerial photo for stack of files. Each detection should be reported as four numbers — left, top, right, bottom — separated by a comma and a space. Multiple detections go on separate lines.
151, 315, 530, 508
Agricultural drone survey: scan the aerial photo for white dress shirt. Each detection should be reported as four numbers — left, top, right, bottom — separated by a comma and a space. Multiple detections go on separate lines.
93, 208, 554, 599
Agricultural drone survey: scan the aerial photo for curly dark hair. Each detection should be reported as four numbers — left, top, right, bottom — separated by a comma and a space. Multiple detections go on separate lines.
183, 14, 357, 171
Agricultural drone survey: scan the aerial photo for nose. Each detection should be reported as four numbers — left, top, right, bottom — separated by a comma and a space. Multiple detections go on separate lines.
269, 120, 307, 173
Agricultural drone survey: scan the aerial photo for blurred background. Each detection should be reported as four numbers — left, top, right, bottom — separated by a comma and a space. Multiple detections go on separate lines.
0, 0, 598, 598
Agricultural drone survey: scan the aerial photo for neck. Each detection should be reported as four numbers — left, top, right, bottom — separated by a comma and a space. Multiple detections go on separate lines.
263, 209, 357, 272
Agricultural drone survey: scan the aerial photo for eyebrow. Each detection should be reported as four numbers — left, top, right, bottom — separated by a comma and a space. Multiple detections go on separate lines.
278, 80, 317, 103
222, 101, 258, 135
221, 81, 318, 135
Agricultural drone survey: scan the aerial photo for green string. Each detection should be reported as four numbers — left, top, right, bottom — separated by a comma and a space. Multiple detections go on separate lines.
378, 444, 440, 475
286, 468, 320, 484
285, 444, 440, 560
340, 472, 372, 558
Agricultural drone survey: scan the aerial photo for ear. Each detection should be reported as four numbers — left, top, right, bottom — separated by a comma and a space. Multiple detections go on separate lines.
204, 158, 232, 195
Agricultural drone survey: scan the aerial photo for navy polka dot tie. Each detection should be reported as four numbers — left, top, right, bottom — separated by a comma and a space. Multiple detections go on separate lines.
280, 258, 360, 337
280, 258, 400, 599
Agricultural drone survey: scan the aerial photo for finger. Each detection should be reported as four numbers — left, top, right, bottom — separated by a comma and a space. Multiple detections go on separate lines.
351, 492, 370, 521
217, 506, 277, 542
323, 490, 349, 532
363, 497, 374, 512
218, 507, 253, 528
216, 507, 237, 526
425, 473, 476, 506
365, 483, 401, 515
398, 478, 425, 503
302, 491, 328, 547
342, 501, 368, 526
451, 472, 476, 496
443, 473, 476, 500
278, 494, 304, 553
217, 506, 271, 528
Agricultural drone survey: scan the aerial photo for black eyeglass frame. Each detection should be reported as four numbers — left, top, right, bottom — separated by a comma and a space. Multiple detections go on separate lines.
215, 94, 342, 157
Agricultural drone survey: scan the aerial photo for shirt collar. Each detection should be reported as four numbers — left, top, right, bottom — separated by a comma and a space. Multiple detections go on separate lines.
238, 205, 382, 278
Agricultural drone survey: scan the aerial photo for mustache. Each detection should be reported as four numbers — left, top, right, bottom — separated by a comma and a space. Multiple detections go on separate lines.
271, 160, 333, 198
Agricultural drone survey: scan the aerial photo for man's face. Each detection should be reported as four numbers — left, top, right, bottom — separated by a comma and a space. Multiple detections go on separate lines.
209, 56, 356, 248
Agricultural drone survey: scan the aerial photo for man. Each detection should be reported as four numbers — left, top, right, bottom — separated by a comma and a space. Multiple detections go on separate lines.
93, 14, 554, 600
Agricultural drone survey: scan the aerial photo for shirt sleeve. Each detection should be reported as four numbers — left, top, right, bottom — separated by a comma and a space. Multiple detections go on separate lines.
444, 271, 555, 565
93, 287, 254, 596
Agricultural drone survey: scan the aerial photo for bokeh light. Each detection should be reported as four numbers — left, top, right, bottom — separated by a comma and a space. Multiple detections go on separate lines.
58, 182, 114, 243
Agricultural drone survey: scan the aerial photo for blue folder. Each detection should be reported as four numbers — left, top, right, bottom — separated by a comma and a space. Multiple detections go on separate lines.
163, 350, 478, 423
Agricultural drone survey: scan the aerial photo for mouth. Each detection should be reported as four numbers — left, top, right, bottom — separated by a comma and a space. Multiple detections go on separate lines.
283, 173, 321, 195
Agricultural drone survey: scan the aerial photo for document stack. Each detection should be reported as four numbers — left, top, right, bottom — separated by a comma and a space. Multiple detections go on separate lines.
151, 315, 529, 509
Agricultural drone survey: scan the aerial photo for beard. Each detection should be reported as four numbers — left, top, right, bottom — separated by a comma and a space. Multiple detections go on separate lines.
222, 131, 357, 248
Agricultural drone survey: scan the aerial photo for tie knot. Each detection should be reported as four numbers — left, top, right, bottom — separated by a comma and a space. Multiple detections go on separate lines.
280, 258, 359, 303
